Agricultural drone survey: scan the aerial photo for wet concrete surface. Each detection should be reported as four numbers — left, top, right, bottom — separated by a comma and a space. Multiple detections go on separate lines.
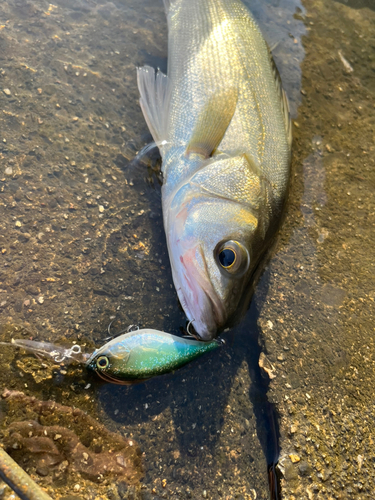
0, 0, 276, 498
0, 0, 374, 499
257, 0, 375, 498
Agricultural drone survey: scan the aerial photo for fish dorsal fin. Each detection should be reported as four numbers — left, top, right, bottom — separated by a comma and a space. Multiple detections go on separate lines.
137, 66, 171, 145
268, 48, 292, 148
186, 87, 238, 159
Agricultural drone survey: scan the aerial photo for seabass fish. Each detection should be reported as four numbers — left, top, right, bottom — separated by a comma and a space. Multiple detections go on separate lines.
137, 0, 292, 340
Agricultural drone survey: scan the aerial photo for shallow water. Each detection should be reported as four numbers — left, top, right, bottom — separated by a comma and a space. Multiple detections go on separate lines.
0, 0, 374, 499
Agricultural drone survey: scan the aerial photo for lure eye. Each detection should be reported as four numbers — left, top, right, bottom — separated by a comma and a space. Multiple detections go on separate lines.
96, 355, 109, 370
216, 240, 250, 277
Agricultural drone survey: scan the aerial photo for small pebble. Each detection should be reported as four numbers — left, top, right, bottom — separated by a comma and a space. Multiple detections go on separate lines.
15, 221, 22, 227
98, 205, 104, 213
73, 484, 81, 492
36, 465, 49, 477
289, 454, 301, 463
37, 296, 44, 304
5, 167, 12, 175
3, 88, 11, 96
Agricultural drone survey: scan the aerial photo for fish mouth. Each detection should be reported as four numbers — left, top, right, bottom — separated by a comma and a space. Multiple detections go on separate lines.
174, 246, 226, 340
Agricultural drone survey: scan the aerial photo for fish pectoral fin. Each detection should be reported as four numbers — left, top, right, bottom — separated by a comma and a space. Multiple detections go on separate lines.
137, 66, 171, 146
186, 87, 238, 159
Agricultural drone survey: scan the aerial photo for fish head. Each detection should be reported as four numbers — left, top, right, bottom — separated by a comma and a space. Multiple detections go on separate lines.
166, 158, 265, 340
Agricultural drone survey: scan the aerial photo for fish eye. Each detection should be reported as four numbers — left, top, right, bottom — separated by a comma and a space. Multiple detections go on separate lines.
96, 355, 109, 370
216, 240, 250, 277
218, 248, 236, 269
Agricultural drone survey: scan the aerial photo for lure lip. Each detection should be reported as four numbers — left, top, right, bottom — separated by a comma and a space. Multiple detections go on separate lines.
90, 367, 145, 385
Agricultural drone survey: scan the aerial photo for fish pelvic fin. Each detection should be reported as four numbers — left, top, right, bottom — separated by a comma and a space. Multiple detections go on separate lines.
137, 66, 171, 146
186, 87, 238, 159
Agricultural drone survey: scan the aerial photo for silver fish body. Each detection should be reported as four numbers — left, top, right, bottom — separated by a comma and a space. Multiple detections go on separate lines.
137, 0, 292, 339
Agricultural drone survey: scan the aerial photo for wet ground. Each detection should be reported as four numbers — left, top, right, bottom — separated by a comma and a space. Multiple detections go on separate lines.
0, 0, 374, 499
258, 0, 375, 498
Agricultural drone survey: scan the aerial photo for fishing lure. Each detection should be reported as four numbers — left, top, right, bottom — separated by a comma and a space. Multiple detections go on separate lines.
86, 329, 221, 384
2, 329, 222, 384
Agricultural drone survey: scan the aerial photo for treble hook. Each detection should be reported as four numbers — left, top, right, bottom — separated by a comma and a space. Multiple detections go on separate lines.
184, 320, 225, 345
184, 320, 203, 341
103, 319, 139, 342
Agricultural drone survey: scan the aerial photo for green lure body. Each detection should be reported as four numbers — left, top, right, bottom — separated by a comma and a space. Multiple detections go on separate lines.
86, 329, 220, 384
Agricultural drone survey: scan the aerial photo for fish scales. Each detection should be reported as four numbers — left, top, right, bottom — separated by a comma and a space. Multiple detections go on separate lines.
165, 0, 290, 194
138, 0, 291, 339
